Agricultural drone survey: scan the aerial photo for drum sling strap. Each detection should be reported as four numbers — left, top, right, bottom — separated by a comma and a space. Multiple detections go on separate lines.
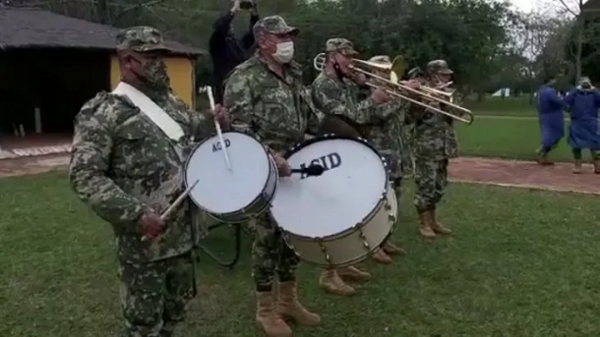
112, 82, 201, 280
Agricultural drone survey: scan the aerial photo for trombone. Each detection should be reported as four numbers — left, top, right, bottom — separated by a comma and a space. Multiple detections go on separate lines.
313, 53, 474, 125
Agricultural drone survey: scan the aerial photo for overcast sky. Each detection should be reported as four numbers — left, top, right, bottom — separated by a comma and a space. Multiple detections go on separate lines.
508, 0, 589, 14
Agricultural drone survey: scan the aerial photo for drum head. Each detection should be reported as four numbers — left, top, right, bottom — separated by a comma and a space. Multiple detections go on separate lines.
270, 136, 387, 238
185, 132, 271, 214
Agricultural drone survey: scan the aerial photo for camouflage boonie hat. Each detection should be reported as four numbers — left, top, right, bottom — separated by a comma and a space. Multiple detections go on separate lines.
368, 55, 392, 67
427, 60, 453, 75
116, 26, 171, 53
325, 38, 359, 56
407, 67, 423, 78
253, 15, 299, 37
580, 76, 591, 85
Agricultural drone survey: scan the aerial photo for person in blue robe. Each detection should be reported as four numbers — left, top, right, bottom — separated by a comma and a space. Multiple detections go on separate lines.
536, 77, 565, 165
563, 76, 600, 174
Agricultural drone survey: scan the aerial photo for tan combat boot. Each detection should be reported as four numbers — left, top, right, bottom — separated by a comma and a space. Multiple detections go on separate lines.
431, 209, 452, 235
319, 269, 355, 296
255, 291, 292, 337
573, 160, 582, 174
372, 249, 392, 264
278, 281, 321, 326
337, 265, 371, 282
382, 242, 407, 256
419, 210, 436, 239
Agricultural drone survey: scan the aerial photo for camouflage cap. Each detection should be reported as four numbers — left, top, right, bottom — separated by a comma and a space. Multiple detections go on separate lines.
253, 15, 299, 37
427, 60, 453, 75
580, 76, 591, 85
368, 55, 392, 67
407, 67, 423, 79
116, 26, 171, 53
325, 38, 359, 56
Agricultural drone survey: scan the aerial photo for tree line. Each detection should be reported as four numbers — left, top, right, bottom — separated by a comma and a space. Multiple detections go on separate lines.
10, 0, 600, 98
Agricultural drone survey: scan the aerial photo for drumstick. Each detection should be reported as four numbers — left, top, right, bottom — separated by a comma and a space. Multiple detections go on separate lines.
199, 86, 232, 170
141, 179, 199, 242
161, 179, 199, 220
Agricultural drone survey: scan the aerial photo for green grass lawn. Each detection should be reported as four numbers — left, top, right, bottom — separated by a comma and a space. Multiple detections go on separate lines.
3, 172, 600, 336
465, 95, 536, 117
456, 117, 575, 162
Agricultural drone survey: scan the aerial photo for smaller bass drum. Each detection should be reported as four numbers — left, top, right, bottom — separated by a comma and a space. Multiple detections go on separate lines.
185, 131, 278, 223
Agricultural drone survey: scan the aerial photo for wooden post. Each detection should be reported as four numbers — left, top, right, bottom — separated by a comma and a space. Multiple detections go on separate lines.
34, 106, 42, 134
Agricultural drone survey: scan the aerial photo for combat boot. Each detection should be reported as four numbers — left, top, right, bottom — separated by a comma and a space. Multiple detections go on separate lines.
255, 291, 292, 337
573, 160, 582, 174
372, 249, 392, 264
382, 242, 406, 256
278, 281, 321, 326
337, 265, 371, 282
431, 209, 452, 235
418, 210, 436, 239
594, 160, 600, 174
319, 269, 355, 296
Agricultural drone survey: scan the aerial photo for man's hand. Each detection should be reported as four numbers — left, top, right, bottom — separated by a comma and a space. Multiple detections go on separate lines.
208, 104, 230, 127
352, 73, 368, 86
371, 87, 390, 104
272, 153, 291, 177
404, 79, 421, 90
140, 212, 164, 240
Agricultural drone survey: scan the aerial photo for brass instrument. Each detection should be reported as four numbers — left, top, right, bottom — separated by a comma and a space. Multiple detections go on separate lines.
313, 53, 473, 125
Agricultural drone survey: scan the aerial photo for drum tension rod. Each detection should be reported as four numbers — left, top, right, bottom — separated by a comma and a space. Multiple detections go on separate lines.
317, 239, 331, 264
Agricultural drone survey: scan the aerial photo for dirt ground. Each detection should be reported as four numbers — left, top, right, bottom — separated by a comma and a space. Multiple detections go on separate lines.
0, 154, 599, 195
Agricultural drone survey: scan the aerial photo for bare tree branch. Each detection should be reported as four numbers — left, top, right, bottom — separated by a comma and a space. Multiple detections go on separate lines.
556, 0, 579, 16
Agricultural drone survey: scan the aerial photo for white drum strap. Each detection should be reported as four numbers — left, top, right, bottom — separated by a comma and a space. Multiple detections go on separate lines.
112, 82, 185, 142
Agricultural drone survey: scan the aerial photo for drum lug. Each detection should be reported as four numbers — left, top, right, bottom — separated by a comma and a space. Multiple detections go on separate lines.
384, 203, 392, 211
388, 213, 396, 222
358, 228, 370, 250
317, 240, 331, 264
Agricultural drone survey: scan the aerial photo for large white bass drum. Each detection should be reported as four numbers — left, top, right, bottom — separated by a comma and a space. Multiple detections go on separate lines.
185, 131, 278, 223
270, 135, 397, 267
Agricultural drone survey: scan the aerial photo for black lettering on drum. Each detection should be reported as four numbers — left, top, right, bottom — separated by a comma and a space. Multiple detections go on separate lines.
299, 152, 342, 179
212, 139, 231, 152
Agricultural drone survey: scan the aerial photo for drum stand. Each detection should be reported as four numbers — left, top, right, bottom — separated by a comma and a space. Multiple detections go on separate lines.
197, 222, 250, 269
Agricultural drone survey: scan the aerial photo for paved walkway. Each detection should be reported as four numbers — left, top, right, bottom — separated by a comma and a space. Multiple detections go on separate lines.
0, 154, 598, 195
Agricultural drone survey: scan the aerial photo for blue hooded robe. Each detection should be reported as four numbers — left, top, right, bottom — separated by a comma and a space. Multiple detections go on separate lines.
564, 86, 600, 150
536, 85, 565, 149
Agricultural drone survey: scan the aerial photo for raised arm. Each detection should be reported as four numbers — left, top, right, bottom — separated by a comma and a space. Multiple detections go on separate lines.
311, 80, 380, 125
241, 12, 260, 50
69, 99, 151, 228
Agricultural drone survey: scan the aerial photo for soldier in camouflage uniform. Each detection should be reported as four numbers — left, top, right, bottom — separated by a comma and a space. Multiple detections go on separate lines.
223, 16, 320, 337
363, 55, 418, 263
408, 60, 456, 239
310, 39, 395, 296
69, 27, 228, 336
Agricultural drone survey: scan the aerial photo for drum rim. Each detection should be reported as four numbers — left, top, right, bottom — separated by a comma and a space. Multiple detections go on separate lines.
277, 134, 390, 240
184, 130, 275, 216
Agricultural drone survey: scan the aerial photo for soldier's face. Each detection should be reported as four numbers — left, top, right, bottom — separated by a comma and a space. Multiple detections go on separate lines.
125, 51, 170, 92
435, 73, 451, 84
258, 33, 292, 56
330, 52, 352, 75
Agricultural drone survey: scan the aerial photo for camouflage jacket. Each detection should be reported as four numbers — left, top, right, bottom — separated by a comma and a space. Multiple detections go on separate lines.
69, 91, 214, 263
367, 99, 406, 156
223, 54, 320, 154
406, 83, 458, 160
311, 73, 392, 128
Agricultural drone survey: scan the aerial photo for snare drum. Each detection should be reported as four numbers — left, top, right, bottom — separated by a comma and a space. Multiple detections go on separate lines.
270, 135, 397, 267
185, 131, 278, 223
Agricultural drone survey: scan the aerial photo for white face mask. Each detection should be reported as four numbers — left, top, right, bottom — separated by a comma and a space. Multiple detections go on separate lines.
272, 41, 294, 64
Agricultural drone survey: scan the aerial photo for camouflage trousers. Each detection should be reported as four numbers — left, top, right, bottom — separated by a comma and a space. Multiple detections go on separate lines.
414, 158, 448, 212
118, 252, 196, 337
252, 213, 300, 292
